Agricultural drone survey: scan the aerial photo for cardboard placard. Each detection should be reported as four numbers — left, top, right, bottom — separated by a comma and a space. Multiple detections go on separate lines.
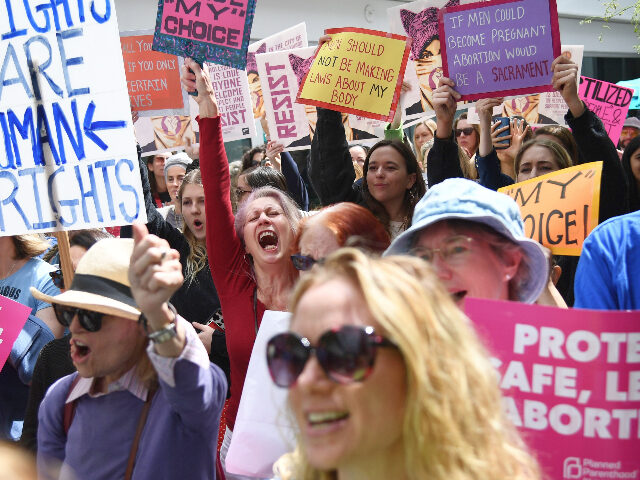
136, 115, 196, 156
256, 46, 384, 150
121, 31, 189, 116
247, 23, 309, 121
296, 28, 410, 122
152, 0, 257, 70
440, 0, 561, 101
498, 162, 602, 256
0, 295, 31, 370
465, 298, 640, 480
0, 0, 146, 236
579, 77, 633, 147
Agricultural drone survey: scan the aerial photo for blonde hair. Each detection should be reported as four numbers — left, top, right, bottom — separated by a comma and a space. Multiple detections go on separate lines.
275, 249, 539, 480
413, 119, 437, 165
177, 169, 208, 282
12, 234, 50, 259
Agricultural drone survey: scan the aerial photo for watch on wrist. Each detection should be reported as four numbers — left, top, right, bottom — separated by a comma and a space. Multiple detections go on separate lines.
145, 303, 179, 344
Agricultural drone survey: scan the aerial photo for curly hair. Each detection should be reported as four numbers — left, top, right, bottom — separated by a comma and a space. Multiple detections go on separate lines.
362, 140, 427, 235
274, 248, 540, 480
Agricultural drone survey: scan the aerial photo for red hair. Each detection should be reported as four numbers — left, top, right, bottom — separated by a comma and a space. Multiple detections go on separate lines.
294, 203, 391, 254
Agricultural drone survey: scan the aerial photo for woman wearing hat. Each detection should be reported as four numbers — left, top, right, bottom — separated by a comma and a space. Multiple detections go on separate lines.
33, 227, 227, 480
157, 151, 193, 230
385, 178, 549, 305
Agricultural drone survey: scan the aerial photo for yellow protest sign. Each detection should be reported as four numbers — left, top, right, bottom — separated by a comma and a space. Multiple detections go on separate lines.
498, 162, 603, 256
296, 28, 410, 121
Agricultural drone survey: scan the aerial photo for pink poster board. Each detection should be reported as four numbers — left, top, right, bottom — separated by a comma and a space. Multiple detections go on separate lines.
579, 76, 633, 147
0, 295, 31, 370
465, 298, 640, 479
439, 0, 561, 101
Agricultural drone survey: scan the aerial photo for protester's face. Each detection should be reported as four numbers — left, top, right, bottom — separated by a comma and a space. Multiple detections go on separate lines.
243, 196, 294, 266
366, 146, 416, 208
349, 146, 367, 168
69, 246, 87, 271
455, 119, 478, 157
630, 147, 640, 184
414, 39, 442, 109
181, 183, 206, 241
517, 145, 561, 182
298, 219, 341, 268
620, 127, 640, 148
69, 313, 146, 385
288, 277, 406, 471
149, 154, 169, 179
166, 166, 186, 202
413, 222, 518, 306
236, 175, 252, 208
414, 124, 433, 150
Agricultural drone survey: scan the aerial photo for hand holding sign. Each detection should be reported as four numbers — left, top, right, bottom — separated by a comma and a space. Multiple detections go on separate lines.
297, 28, 410, 121
551, 55, 584, 117
432, 77, 461, 137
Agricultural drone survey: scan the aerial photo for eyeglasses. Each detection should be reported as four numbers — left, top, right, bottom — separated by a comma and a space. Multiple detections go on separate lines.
49, 269, 64, 289
409, 235, 474, 265
290, 254, 324, 271
234, 187, 252, 199
266, 325, 397, 388
455, 127, 475, 137
53, 304, 105, 332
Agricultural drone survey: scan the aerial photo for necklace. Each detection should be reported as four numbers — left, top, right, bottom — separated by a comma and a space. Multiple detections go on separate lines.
0, 260, 18, 290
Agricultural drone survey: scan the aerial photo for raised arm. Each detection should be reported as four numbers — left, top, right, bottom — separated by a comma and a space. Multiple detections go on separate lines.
552, 55, 630, 221
181, 58, 251, 296
474, 98, 514, 190
267, 141, 310, 210
427, 77, 464, 187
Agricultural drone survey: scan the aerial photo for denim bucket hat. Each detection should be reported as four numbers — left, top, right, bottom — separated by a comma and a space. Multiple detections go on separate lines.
384, 178, 548, 303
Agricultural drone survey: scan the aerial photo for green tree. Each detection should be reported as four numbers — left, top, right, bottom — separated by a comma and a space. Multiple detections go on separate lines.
582, 1, 640, 53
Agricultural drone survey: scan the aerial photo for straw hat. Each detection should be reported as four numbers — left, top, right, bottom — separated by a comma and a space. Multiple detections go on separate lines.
31, 238, 140, 321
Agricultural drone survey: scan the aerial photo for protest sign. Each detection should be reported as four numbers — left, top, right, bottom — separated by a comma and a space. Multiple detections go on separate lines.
498, 162, 602, 256
247, 23, 308, 121
296, 28, 410, 122
579, 77, 633, 147
0, 0, 146, 236
439, 0, 561, 101
194, 63, 256, 142
538, 45, 584, 124
0, 295, 31, 370
256, 47, 384, 150
465, 298, 640, 480
136, 115, 196, 156
121, 31, 189, 116
388, 0, 475, 122
152, 0, 257, 70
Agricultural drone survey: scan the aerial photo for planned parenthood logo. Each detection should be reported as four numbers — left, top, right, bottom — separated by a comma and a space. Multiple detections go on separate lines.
563, 457, 639, 479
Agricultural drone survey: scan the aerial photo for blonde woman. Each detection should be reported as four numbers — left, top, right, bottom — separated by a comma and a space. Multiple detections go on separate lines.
413, 118, 437, 167
267, 249, 539, 480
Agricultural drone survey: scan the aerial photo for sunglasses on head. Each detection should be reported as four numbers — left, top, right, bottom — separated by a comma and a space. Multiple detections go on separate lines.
53, 304, 105, 332
266, 325, 397, 388
455, 127, 475, 137
49, 269, 64, 289
290, 254, 324, 271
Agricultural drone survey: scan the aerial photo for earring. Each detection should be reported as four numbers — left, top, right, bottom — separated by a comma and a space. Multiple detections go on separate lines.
505, 273, 512, 281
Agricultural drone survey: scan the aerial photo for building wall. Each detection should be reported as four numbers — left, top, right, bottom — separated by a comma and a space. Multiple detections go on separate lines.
114, 0, 638, 56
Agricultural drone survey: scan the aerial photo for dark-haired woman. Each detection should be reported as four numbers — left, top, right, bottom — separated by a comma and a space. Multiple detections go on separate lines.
309, 107, 425, 239
621, 135, 640, 212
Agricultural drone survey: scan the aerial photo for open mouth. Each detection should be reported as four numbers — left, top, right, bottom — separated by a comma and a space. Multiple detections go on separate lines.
258, 230, 279, 252
307, 411, 349, 428
193, 219, 203, 228
71, 339, 91, 362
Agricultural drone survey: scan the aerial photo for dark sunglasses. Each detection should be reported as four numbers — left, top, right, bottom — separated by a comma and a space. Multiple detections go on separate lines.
53, 304, 105, 332
455, 127, 475, 137
290, 254, 324, 271
266, 325, 397, 388
49, 269, 64, 289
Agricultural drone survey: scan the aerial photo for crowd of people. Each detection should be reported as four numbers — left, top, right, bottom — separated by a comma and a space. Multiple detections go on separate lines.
1, 22, 639, 480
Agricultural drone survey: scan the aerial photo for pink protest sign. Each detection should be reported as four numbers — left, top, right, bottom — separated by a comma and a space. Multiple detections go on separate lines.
439, 0, 561, 101
0, 295, 31, 370
152, 0, 257, 70
465, 298, 640, 479
579, 76, 633, 147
